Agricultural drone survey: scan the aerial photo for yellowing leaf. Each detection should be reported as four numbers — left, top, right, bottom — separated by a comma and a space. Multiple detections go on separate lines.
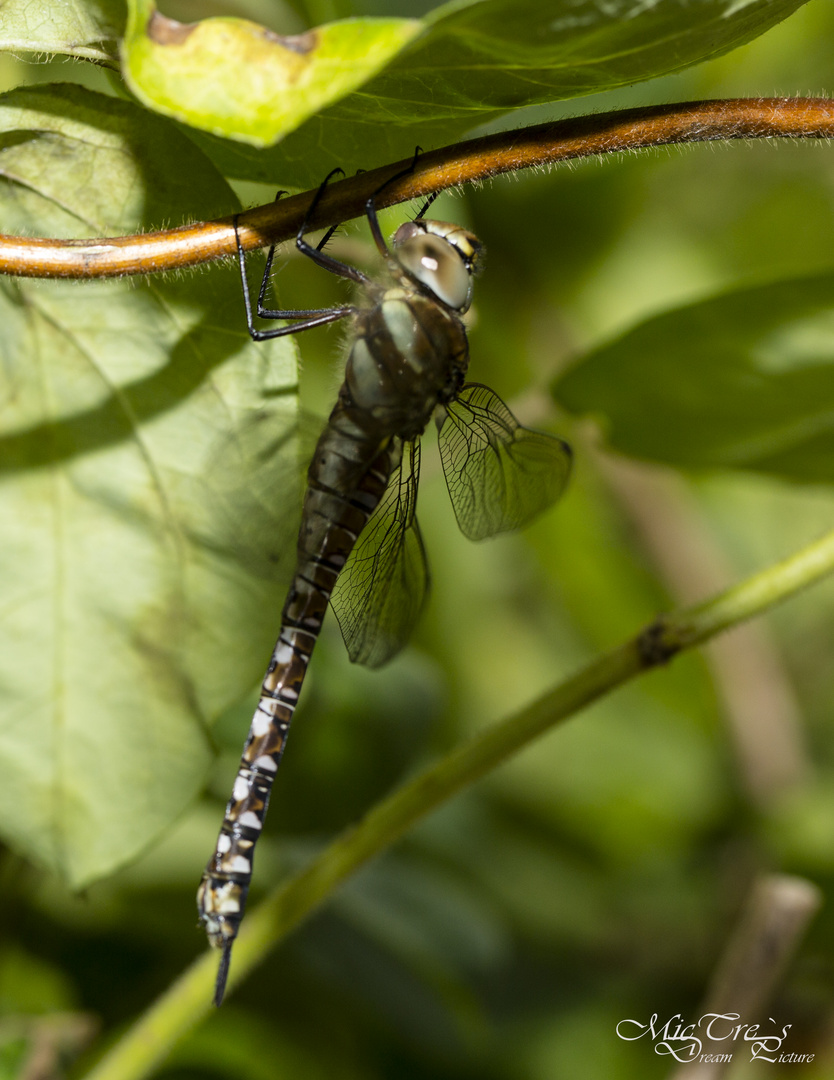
122, 0, 420, 147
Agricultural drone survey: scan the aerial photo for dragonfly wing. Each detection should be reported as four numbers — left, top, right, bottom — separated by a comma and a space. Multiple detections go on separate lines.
438, 383, 572, 541
330, 440, 429, 669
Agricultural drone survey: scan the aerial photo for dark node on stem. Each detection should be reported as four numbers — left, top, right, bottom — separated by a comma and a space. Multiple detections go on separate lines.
637, 618, 679, 667
213, 942, 233, 1008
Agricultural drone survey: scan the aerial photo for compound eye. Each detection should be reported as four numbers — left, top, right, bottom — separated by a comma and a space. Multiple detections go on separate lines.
397, 234, 470, 310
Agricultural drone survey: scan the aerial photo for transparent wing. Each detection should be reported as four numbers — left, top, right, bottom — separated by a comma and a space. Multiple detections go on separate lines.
438, 383, 572, 541
330, 440, 429, 669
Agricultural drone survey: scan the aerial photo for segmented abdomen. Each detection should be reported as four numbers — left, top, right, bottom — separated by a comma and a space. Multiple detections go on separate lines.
197, 410, 396, 952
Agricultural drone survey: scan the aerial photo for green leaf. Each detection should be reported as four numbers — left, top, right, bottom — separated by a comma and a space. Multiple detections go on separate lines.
0, 84, 232, 235
389, 0, 808, 117
185, 0, 810, 185
554, 273, 834, 483
0, 86, 301, 888
121, 0, 420, 147
0, 0, 123, 64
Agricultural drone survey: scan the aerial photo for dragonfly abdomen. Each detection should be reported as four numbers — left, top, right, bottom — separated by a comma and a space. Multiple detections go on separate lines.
197, 425, 397, 961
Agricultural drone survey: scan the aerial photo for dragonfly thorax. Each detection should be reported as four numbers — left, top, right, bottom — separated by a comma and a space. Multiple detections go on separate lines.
391, 220, 482, 313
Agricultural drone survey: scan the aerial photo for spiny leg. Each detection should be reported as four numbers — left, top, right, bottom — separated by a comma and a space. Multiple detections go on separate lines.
295, 167, 371, 285
255, 188, 288, 318
256, 187, 355, 318
365, 147, 437, 257
414, 191, 440, 221
235, 213, 356, 342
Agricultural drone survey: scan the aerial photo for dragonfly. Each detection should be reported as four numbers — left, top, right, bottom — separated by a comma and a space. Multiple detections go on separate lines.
198, 159, 573, 1004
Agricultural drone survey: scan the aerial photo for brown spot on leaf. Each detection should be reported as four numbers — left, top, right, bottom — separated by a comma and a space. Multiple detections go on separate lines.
147, 11, 196, 45
260, 28, 318, 54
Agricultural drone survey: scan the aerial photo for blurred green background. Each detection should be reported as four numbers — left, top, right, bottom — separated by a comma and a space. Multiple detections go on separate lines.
3, 2, 834, 1078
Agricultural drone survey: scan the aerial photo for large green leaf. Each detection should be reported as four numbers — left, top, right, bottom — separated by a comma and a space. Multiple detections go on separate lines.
186, 0, 809, 184
554, 273, 834, 483
121, 0, 420, 146
0, 85, 301, 888
0, 0, 123, 63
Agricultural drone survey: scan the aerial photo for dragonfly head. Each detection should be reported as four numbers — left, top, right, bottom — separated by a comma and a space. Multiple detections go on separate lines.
391, 219, 483, 313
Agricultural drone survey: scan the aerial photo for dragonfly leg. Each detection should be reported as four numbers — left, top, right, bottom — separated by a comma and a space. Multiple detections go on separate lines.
258, 184, 355, 309
235, 214, 356, 341
296, 167, 372, 285
414, 191, 440, 221
365, 147, 438, 257
254, 189, 288, 319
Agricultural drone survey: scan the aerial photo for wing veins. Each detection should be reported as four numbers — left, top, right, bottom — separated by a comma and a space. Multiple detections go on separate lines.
330, 441, 428, 668
439, 383, 572, 541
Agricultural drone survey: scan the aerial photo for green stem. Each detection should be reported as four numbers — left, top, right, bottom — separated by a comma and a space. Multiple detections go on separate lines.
82, 526, 834, 1080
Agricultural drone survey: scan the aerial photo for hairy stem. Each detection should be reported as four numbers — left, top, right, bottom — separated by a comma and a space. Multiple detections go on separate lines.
2, 97, 834, 279
82, 525, 834, 1080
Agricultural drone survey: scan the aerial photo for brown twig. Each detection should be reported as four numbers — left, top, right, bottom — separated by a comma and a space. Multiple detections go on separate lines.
1, 97, 833, 279
668, 874, 822, 1079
